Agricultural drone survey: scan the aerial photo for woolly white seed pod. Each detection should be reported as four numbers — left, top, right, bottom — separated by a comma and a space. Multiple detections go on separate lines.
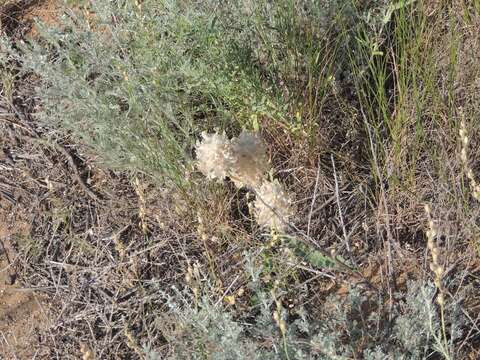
195, 132, 233, 181
254, 180, 293, 232
230, 131, 269, 188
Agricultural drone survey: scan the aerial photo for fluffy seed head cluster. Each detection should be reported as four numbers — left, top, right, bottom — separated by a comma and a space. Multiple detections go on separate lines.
196, 131, 293, 233
254, 180, 294, 232
230, 132, 269, 188
195, 131, 233, 181
459, 120, 480, 201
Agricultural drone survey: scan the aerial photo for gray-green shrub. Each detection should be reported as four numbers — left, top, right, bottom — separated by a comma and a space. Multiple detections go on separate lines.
4, 0, 364, 186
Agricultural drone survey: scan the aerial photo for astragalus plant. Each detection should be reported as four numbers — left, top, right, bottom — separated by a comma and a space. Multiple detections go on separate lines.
195, 132, 233, 182
195, 130, 293, 233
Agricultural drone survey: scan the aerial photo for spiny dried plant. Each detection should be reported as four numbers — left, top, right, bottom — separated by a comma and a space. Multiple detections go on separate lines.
230, 131, 270, 188
195, 131, 233, 182
254, 180, 294, 232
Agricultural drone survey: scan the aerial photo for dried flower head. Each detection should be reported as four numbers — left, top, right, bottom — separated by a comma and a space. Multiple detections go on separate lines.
254, 180, 293, 232
195, 132, 233, 181
230, 131, 269, 188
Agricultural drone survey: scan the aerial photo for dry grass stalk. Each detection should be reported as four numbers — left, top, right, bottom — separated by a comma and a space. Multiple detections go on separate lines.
272, 296, 287, 336
459, 120, 480, 201
424, 204, 445, 306
124, 328, 145, 359
425, 204, 450, 357
185, 263, 200, 302
134, 177, 148, 233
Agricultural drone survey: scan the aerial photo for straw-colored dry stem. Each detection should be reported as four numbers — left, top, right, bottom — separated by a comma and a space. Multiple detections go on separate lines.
459, 120, 480, 201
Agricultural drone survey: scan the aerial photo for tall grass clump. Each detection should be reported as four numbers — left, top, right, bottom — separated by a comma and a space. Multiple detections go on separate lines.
352, 0, 480, 247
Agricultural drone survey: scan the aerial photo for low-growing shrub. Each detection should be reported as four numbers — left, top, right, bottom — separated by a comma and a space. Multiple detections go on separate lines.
3, 0, 368, 185
147, 258, 468, 359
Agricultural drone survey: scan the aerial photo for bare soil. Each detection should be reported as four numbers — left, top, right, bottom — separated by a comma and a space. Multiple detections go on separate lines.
0, 205, 49, 359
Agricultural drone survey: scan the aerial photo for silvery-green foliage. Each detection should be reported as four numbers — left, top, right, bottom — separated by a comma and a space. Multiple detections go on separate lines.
8, 0, 370, 186
13, 1, 211, 184
363, 347, 390, 360
160, 287, 263, 360
143, 345, 162, 360
394, 280, 467, 359
394, 281, 438, 359
152, 276, 468, 360
10, 0, 263, 184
